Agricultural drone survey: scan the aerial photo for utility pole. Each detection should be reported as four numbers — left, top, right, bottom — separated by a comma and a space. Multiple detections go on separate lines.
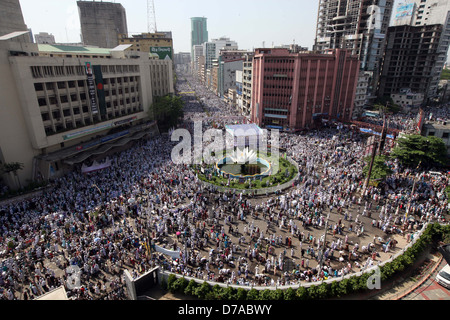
362, 137, 379, 198
377, 114, 388, 155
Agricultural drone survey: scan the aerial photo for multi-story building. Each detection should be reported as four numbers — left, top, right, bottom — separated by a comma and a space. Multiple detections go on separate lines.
391, 88, 424, 111
242, 52, 254, 117
421, 121, 450, 155
314, 0, 394, 104
251, 48, 360, 131
192, 45, 204, 72
353, 71, 370, 118
34, 32, 56, 44
0, 34, 173, 189
174, 52, 191, 73
378, 0, 450, 102
378, 23, 444, 101
118, 32, 173, 60
197, 55, 206, 81
232, 70, 244, 112
77, 0, 128, 48
190, 17, 208, 63
218, 58, 243, 98
202, 37, 238, 71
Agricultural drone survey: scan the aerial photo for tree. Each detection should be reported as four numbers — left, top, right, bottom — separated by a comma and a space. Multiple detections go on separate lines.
363, 155, 392, 181
151, 94, 184, 132
390, 134, 447, 168
1, 162, 24, 189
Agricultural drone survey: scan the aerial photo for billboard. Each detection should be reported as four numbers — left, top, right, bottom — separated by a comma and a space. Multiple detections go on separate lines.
149, 46, 173, 60
395, 3, 414, 19
394, 3, 415, 25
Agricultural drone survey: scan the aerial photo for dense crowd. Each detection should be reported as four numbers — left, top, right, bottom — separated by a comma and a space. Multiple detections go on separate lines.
0, 73, 448, 300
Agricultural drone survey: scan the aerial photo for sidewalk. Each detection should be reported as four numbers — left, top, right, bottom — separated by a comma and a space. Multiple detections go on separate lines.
371, 252, 444, 300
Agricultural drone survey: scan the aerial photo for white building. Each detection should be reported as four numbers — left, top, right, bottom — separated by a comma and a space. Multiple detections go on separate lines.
391, 88, 424, 111
202, 37, 238, 71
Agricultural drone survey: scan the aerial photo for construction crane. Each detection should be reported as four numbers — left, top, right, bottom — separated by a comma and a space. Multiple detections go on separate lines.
147, 0, 157, 33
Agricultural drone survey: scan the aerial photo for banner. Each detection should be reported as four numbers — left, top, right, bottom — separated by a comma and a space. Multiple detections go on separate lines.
154, 244, 181, 259
93, 65, 106, 116
81, 158, 112, 174
85, 62, 99, 114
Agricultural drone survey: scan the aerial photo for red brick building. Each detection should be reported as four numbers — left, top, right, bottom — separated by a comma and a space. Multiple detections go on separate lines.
251, 48, 359, 131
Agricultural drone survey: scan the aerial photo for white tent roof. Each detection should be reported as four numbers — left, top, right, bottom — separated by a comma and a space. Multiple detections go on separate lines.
35, 286, 68, 300
225, 123, 263, 137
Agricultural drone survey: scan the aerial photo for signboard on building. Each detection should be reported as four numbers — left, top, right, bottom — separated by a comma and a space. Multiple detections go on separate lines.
395, 3, 414, 19
149, 46, 172, 60
394, 3, 415, 25
416, 108, 425, 133
85, 62, 99, 115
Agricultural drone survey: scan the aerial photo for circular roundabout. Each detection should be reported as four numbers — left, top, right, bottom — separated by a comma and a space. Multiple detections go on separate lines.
195, 148, 299, 193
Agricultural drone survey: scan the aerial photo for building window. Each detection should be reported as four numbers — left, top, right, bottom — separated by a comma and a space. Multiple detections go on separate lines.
428, 131, 435, 136
442, 132, 449, 139
38, 98, 47, 107
41, 113, 50, 121
34, 83, 44, 91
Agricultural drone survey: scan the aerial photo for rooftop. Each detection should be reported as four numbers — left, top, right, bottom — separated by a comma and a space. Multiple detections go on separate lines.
37, 44, 112, 55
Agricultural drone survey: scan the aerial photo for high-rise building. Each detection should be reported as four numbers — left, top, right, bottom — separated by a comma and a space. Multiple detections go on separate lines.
314, 0, 394, 103
378, 0, 450, 101
77, 1, 128, 48
251, 48, 360, 131
190, 17, 208, 62
378, 23, 445, 100
242, 52, 255, 117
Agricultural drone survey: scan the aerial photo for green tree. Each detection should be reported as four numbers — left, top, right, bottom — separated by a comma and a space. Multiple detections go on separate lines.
363, 155, 392, 181
194, 281, 211, 300
235, 288, 247, 300
283, 287, 296, 300
184, 279, 197, 296
390, 134, 447, 168
167, 274, 177, 292
246, 288, 260, 300
151, 94, 184, 131
1, 162, 24, 189
296, 286, 309, 300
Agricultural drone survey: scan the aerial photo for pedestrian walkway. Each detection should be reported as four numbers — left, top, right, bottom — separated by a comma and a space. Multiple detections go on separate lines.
371, 252, 450, 300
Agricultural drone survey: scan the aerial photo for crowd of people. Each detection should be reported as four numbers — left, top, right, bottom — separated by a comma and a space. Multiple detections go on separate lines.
0, 72, 448, 300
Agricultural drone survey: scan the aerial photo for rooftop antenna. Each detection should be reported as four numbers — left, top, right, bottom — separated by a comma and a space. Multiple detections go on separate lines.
147, 0, 157, 33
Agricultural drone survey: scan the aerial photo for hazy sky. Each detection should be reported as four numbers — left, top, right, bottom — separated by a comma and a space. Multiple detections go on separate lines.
19, 0, 320, 52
